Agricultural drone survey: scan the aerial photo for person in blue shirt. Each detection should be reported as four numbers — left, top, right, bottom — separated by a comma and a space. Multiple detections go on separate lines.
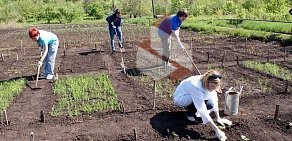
106, 9, 124, 53
158, 9, 188, 68
28, 28, 59, 80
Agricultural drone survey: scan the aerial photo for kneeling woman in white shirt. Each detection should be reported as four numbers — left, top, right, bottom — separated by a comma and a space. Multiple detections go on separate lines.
173, 70, 232, 141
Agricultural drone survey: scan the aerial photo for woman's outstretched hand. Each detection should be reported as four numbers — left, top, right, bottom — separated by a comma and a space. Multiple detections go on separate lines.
216, 118, 232, 126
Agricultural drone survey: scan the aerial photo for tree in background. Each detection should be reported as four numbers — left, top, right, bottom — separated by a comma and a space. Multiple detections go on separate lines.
153, 0, 172, 16
0, 0, 292, 24
16, 0, 36, 22
43, 3, 58, 24
171, 0, 185, 14
84, 0, 111, 19
0, 1, 19, 23
121, 0, 151, 18
56, 1, 84, 23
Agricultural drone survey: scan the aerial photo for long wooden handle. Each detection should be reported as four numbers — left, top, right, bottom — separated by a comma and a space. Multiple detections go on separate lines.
35, 65, 41, 87
36, 51, 43, 87
184, 48, 201, 75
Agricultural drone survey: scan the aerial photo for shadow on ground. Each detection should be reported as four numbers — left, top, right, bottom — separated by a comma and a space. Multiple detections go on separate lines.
150, 111, 215, 140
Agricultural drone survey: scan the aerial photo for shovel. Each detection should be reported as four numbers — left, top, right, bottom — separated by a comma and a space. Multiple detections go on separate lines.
183, 48, 201, 75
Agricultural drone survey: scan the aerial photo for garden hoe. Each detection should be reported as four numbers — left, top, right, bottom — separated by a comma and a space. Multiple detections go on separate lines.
28, 51, 43, 90
183, 48, 201, 75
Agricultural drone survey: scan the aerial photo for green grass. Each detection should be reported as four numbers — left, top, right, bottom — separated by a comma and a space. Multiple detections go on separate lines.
257, 78, 271, 93
124, 17, 292, 44
0, 79, 26, 114
182, 19, 292, 42
243, 61, 292, 81
0, 18, 105, 29
51, 74, 120, 117
199, 19, 292, 34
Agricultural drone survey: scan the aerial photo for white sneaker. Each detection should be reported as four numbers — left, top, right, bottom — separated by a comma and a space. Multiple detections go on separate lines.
187, 116, 196, 122
46, 74, 54, 80
164, 62, 175, 70
167, 62, 175, 68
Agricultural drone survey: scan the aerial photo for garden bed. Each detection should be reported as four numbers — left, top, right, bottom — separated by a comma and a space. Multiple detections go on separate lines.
0, 23, 291, 141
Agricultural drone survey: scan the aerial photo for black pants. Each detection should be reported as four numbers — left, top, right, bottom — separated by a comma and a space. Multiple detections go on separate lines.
185, 100, 214, 119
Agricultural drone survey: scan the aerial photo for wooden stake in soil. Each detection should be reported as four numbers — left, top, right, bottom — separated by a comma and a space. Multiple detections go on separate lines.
63, 44, 66, 57
1, 53, 4, 62
236, 56, 239, 65
206, 52, 210, 63
3, 110, 8, 125
90, 35, 92, 45
118, 99, 125, 113
284, 48, 286, 62
221, 51, 226, 67
267, 51, 270, 62
99, 43, 103, 52
121, 57, 127, 75
20, 40, 23, 49
133, 128, 138, 141
153, 80, 157, 112
107, 63, 110, 74
156, 55, 159, 67
20, 40, 24, 54
284, 80, 288, 94
190, 37, 193, 50
40, 110, 45, 123
30, 132, 34, 141
16, 53, 19, 61
274, 104, 280, 120
245, 37, 247, 48
54, 73, 58, 81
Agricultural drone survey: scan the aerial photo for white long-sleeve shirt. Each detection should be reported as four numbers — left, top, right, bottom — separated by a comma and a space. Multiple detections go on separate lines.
173, 75, 218, 124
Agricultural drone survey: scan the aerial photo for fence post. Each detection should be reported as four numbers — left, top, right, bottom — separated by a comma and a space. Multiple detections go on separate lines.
274, 105, 280, 120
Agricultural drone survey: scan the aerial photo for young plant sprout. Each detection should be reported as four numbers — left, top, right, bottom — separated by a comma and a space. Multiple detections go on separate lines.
51, 74, 120, 117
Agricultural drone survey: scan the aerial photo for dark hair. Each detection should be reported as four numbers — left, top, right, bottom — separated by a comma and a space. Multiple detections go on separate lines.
114, 9, 121, 15
176, 9, 188, 17
208, 74, 222, 81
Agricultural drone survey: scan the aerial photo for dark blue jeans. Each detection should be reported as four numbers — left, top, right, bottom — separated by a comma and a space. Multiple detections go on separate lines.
185, 100, 214, 122
109, 26, 123, 51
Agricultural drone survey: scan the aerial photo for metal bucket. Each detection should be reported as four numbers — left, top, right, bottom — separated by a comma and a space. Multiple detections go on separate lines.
224, 86, 243, 115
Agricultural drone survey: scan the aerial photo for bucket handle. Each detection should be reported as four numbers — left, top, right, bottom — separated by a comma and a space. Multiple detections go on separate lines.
239, 85, 244, 96
224, 87, 234, 110
227, 87, 234, 92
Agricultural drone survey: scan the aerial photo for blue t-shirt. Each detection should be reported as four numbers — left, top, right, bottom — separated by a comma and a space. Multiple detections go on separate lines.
37, 30, 58, 47
158, 15, 182, 36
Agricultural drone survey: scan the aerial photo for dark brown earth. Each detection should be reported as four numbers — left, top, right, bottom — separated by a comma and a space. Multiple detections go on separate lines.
0, 23, 291, 141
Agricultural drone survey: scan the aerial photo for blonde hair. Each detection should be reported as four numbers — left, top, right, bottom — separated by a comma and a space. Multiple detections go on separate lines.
201, 70, 222, 92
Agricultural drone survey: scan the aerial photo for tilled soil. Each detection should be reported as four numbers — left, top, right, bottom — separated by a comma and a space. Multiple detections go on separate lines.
0, 24, 291, 141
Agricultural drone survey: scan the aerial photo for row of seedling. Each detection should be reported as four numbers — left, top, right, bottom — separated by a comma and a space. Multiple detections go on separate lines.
51, 73, 120, 117
0, 78, 26, 125
243, 61, 292, 81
